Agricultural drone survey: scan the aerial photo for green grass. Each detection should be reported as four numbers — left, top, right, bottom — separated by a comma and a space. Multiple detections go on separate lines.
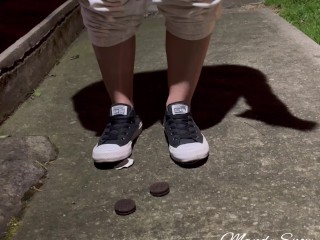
2, 218, 20, 240
265, 0, 320, 44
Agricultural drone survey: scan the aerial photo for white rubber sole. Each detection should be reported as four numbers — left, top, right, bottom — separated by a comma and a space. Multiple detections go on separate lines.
92, 122, 142, 163
92, 141, 133, 163
169, 136, 209, 163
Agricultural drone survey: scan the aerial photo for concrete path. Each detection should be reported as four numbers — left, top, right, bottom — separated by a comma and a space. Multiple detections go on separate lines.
1, 2, 320, 240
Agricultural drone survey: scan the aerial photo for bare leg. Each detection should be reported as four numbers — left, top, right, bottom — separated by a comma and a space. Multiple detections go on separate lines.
166, 31, 211, 106
92, 36, 143, 163
93, 36, 135, 107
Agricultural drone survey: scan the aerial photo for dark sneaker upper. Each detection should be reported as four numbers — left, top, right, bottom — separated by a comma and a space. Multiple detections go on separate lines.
164, 102, 209, 162
93, 104, 142, 162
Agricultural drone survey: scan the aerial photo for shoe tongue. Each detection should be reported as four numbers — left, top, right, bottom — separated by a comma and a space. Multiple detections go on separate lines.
110, 104, 131, 116
168, 102, 189, 115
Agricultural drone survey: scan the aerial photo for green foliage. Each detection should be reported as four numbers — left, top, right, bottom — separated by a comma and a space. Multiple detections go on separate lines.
3, 218, 20, 240
265, 0, 320, 44
33, 89, 42, 97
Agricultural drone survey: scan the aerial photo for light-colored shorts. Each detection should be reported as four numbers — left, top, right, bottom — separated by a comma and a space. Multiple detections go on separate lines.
78, 0, 222, 47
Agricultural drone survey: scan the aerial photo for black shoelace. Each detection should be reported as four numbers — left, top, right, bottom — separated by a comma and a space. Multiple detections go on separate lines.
167, 113, 198, 141
100, 115, 134, 143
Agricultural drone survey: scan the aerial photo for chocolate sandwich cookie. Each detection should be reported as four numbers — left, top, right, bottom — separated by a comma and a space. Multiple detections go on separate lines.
149, 182, 170, 197
114, 199, 136, 216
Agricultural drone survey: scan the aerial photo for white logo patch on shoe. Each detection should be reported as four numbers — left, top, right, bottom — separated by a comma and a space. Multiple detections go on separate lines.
111, 105, 128, 116
172, 104, 189, 115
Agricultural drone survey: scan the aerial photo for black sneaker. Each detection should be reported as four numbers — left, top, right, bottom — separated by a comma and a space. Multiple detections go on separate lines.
92, 104, 142, 163
164, 102, 209, 162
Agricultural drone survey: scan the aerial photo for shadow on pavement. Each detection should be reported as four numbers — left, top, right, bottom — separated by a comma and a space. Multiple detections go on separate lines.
72, 64, 317, 136
172, 157, 208, 169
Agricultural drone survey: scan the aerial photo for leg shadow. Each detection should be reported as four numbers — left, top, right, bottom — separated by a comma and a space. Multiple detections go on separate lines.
193, 65, 317, 131
72, 64, 317, 168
